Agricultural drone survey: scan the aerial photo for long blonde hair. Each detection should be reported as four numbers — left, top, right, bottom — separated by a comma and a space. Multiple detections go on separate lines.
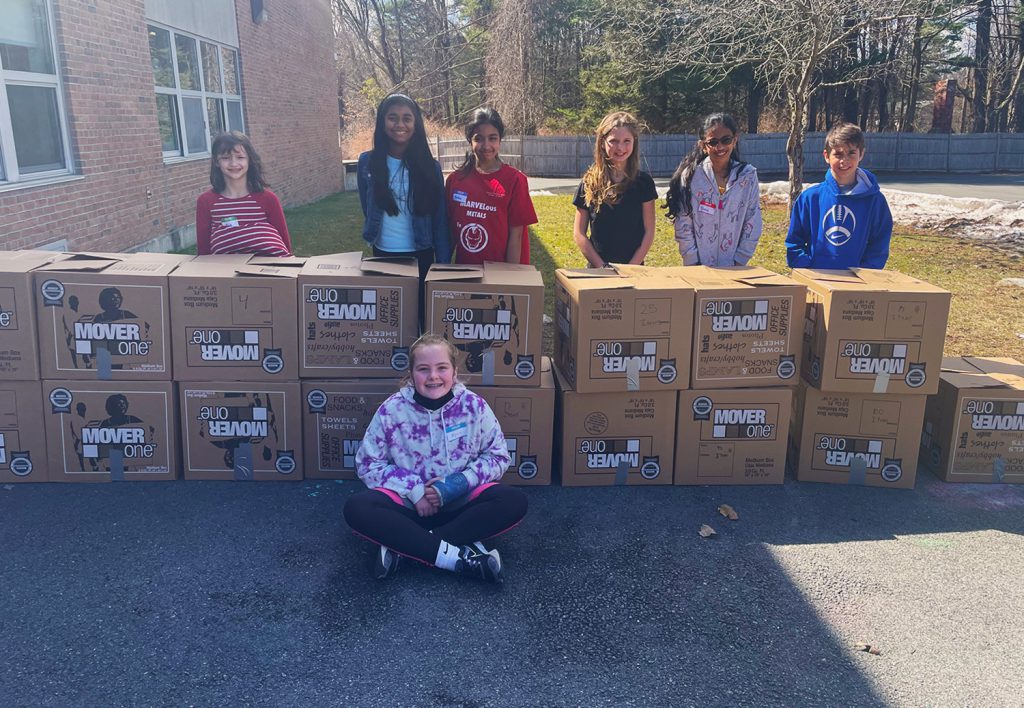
581, 111, 641, 214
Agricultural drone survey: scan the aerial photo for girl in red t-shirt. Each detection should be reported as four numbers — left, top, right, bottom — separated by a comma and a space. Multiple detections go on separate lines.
446, 109, 537, 265
195, 131, 293, 257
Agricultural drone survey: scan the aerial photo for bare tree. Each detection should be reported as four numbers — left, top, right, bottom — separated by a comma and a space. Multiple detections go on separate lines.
487, 0, 544, 133
599, 0, 951, 203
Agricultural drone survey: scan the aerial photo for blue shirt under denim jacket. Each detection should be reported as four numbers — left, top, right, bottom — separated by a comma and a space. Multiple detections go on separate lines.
357, 151, 451, 263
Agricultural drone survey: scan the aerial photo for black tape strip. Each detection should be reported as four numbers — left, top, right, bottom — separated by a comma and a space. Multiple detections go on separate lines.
96, 345, 113, 380
615, 459, 629, 486
235, 442, 254, 481
109, 448, 124, 482
848, 457, 867, 486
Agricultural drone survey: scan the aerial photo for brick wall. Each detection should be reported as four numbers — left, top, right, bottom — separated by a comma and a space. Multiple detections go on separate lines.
0, 0, 341, 253
234, 0, 342, 207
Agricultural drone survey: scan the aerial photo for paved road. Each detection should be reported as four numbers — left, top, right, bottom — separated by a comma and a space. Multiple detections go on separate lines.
531, 173, 1024, 202
3, 471, 1023, 705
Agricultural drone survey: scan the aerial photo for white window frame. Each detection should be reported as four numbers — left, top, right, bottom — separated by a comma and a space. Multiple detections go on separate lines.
147, 22, 244, 161
0, 0, 74, 184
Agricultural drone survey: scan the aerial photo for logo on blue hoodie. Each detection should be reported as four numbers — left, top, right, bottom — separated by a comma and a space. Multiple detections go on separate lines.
823, 204, 857, 246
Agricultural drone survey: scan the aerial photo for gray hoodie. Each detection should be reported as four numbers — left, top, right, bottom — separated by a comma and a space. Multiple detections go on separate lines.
673, 159, 763, 266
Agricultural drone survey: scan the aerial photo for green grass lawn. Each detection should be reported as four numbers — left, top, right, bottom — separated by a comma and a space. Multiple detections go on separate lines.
191, 190, 1024, 358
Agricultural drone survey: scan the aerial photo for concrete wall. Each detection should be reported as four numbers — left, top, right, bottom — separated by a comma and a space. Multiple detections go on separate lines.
435, 133, 1024, 179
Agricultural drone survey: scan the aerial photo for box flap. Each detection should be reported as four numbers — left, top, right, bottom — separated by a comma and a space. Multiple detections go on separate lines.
558, 267, 621, 280
234, 264, 301, 279
34, 253, 124, 272
963, 356, 1024, 376
790, 268, 865, 285
360, 255, 419, 278
426, 264, 483, 282
248, 255, 308, 267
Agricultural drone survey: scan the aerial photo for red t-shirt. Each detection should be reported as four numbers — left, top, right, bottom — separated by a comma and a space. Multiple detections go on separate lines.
445, 164, 538, 264
195, 189, 293, 256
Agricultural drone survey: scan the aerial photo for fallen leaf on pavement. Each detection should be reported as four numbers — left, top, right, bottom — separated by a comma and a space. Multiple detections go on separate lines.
718, 504, 738, 520
699, 524, 717, 538
853, 643, 882, 655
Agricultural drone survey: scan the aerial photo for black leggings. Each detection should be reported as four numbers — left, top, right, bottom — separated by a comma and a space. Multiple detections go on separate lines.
343, 484, 528, 565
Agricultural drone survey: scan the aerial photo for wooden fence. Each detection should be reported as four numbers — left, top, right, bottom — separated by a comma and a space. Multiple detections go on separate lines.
432, 132, 1024, 178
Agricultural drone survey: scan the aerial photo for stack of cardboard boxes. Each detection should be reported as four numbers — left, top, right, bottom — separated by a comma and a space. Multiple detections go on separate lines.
677, 266, 806, 485
920, 357, 1024, 484
1, 252, 55, 483
33, 252, 188, 482
553, 266, 693, 486
425, 262, 553, 485
788, 268, 952, 488
297, 253, 420, 481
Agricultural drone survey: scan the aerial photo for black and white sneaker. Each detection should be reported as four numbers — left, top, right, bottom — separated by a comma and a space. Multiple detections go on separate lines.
455, 544, 503, 584
373, 545, 400, 580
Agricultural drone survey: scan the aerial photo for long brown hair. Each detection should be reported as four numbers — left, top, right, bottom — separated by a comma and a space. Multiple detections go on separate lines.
581, 111, 641, 214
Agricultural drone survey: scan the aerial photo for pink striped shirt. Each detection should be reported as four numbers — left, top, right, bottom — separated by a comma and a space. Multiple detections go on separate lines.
195, 189, 293, 256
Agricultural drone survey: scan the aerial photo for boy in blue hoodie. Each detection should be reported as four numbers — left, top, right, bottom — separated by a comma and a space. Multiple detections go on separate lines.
785, 124, 893, 269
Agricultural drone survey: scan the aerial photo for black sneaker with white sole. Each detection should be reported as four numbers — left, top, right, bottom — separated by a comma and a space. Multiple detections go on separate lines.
373, 545, 400, 580
455, 544, 503, 583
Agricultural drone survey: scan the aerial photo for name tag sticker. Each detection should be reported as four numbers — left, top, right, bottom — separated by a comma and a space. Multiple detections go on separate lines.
445, 422, 468, 444
221, 216, 240, 228
698, 200, 717, 215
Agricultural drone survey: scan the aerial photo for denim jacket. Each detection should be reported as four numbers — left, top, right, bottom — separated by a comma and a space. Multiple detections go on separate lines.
357, 151, 451, 263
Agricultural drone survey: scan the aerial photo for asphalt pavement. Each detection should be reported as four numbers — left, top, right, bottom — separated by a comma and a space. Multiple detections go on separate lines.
3, 470, 1023, 706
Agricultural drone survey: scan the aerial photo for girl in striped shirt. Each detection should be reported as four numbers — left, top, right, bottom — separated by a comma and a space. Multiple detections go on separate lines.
195, 132, 293, 256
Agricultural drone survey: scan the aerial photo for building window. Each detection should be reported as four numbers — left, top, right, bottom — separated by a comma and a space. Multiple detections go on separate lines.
0, 0, 72, 183
147, 24, 243, 160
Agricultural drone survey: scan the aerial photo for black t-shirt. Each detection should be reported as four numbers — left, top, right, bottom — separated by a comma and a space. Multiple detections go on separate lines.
573, 171, 657, 264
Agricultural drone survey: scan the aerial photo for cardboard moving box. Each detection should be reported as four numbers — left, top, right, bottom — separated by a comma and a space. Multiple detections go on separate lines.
474, 357, 555, 485
425, 262, 543, 387
676, 388, 792, 485
34, 253, 187, 380
299, 253, 419, 378
792, 382, 925, 489
169, 255, 303, 381
791, 267, 951, 395
301, 379, 394, 480
0, 380, 48, 483
181, 381, 302, 481
687, 266, 805, 389
554, 364, 676, 486
922, 357, 1024, 483
43, 380, 178, 482
553, 266, 693, 393
0, 251, 58, 380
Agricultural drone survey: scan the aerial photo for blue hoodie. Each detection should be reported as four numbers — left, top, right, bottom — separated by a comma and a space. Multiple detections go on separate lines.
785, 168, 893, 269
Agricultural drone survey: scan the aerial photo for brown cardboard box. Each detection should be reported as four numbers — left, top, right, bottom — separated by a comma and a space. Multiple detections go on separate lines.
687, 266, 805, 389
474, 357, 555, 485
43, 380, 178, 482
0, 251, 58, 380
301, 379, 395, 480
922, 357, 1024, 483
676, 388, 792, 485
298, 253, 419, 378
180, 381, 302, 481
792, 382, 925, 489
0, 380, 48, 482
169, 255, 303, 381
554, 364, 676, 486
553, 266, 694, 393
34, 253, 187, 380
425, 262, 543, 387
791, 268, 951, 395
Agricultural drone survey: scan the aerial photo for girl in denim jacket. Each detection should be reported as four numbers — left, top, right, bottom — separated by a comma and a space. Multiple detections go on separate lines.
666, 114, 763, 266
358, 94, 450, 327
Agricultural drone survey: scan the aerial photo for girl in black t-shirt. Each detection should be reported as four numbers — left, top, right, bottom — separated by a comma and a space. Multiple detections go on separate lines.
572, 111, 657, 267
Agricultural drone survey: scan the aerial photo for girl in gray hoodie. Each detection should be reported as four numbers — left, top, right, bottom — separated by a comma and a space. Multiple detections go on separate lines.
666, 114, 763, 266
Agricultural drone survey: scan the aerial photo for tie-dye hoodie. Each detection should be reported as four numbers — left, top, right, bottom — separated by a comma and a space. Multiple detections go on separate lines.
356, 382, 511, 504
